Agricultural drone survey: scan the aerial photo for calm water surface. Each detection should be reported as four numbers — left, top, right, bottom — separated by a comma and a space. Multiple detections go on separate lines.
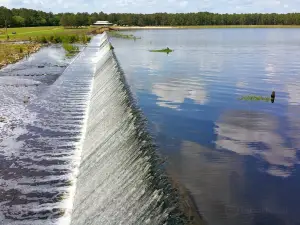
112, 29, 300, 225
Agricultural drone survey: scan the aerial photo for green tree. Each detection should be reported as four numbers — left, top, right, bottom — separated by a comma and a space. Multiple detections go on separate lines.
12, 15, 25, 27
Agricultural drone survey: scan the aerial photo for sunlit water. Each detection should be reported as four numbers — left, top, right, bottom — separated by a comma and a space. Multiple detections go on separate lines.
112, 29, 300, 225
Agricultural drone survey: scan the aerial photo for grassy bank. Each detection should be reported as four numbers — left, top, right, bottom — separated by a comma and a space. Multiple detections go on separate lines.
0, 33, 90, 69
0, 26, 97, 42
0, 43, 41, 69
33, 34, 91, 44
0, 26, 101, 68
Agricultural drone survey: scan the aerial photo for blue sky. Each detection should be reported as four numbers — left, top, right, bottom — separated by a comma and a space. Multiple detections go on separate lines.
1, 0, 300, 13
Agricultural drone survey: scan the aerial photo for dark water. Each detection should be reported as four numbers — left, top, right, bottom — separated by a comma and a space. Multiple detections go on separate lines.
112, 29, 300, 225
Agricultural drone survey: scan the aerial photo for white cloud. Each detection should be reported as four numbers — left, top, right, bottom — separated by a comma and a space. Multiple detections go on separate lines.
179, 0, 188, 7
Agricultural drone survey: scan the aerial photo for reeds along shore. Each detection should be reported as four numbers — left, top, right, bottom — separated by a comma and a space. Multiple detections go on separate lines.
0, 43, 41, 69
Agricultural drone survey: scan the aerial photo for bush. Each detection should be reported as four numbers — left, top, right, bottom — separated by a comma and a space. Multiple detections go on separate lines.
62, 42, 79, 55
66, 35, 79, 43
80, 35, 87, 44
54, 36, 62, 43
40, 36, 48, 43
48, 35, 55, 43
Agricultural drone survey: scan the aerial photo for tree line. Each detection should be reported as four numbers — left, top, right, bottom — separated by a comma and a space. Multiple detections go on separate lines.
1, 6, 300, 28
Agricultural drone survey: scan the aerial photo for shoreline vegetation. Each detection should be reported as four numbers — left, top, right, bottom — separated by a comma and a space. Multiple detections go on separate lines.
0, 28, 104, 69
0, 43, 41, 69
62, 43, 80, 57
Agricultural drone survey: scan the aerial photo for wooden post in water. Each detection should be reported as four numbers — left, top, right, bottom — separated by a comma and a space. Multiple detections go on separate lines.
271, 91, 275, 103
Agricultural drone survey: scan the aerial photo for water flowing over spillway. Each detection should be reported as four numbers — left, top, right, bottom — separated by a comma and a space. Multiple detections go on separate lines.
0, 33, 185, 225
70, 33, 185, 225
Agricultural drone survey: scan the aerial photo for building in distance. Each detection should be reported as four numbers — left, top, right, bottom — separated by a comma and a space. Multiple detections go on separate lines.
93, 21, 113, 27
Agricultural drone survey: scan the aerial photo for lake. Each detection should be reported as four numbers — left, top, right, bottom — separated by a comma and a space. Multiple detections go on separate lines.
112, 29, 300, 225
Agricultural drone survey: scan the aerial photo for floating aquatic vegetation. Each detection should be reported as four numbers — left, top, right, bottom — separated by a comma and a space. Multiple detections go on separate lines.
238, 95, 271, 102
149, 47, 173, 54
108, 31, 141, 40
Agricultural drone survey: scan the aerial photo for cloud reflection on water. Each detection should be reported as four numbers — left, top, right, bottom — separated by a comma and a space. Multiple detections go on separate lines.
152, 78, 208, 110
215, 110, 298, 177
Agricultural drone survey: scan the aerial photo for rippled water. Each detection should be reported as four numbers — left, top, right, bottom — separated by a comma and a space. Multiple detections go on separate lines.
112, 29, 300, 225
0, 44, 87, 224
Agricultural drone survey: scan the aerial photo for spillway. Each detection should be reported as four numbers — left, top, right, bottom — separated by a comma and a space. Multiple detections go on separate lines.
0, 33, 185, 225
70, 33, 186, 225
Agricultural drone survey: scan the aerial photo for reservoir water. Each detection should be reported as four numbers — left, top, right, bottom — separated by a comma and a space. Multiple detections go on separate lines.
112, 28, 300, 225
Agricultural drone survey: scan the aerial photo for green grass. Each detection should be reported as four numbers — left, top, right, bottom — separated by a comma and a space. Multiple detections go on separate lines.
62, 43, 79, 56
149, 47, 173, 53
0, 43, 41, 68
34, 34, 91, 44
0, 26, 95, 41
238, 95, 271, 102
108, 31, 141, 39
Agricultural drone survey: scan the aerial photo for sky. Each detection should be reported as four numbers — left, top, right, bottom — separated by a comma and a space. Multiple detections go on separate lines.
1, 0, 300, 14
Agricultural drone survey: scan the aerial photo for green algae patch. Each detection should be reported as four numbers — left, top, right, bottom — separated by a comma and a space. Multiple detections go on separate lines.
108, 31, 140, 40
149, 47, 173, 54
238, 95, 271, 102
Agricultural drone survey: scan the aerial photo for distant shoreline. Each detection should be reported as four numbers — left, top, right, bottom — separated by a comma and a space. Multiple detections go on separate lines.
115, 25, 300, 30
